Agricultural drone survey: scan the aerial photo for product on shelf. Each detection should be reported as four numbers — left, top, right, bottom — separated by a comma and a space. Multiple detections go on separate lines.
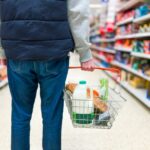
121, 70, 128, 81
116, 9, 135, 23
133, 40, 144, 52
142, 60, 150, 76
144, 40, 150, 53
132, 40, 150, 54
132, 59, 140, 70
130, 57, 150, 77
116, 23, 133, 35
128, 74, 146, 88
115, 51, 131, 64
100, 42, 115, 50
135, 4, 150, 18
146, 82, 150, 100
115, 39, 133, 50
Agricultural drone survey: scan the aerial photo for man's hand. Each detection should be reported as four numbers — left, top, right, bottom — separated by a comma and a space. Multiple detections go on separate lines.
81, 59, 96, 71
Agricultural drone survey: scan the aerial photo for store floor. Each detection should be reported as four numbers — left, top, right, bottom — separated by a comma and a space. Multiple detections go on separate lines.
0, 54, 150, 150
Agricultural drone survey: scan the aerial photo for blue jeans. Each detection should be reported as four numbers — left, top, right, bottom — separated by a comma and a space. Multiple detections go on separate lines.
7, 57, 69, 150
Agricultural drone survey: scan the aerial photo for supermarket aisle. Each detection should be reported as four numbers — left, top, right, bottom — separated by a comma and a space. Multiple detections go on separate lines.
0, 54, 150, 150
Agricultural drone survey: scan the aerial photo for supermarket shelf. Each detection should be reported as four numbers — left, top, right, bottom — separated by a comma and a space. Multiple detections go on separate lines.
116, 17, 133, 26
0, 78, 8, 88
91, 45, 116, 54
115, 34, 135, 40
115, 32, 150, 40
117, 0, 144, 12
131, 52, 150, 59
134, 14, 150, 23
112, 61, 150, 81
91, 37, 101, 43
115, 47, 132, 52
92, 52, 107, 62
90, 31, 100, 37
121, 81, 150, 108
99, 38, 116, 42
134, 32, 150, 38
91, 38, 115, 43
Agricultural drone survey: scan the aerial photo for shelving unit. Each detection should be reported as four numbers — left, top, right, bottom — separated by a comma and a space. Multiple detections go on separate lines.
131, 52, 150, 59
90, 31, 100, 37
91, 0, 150, 108
91, 37, 101, 43
91, 45, 116, 54
115, 47, 132, 52
99, 38, 116, 42
116, 13, 150, 29
92, 38, 116, 43
116, 32, 150, 40
116, 17, 133, 26
117, 0, 144, 12
134, 14, 150, 23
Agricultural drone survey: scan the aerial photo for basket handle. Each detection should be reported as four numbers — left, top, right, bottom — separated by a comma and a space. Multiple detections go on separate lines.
69, 66, 121, 81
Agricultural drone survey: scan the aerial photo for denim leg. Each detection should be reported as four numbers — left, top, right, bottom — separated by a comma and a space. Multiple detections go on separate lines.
7, 60, 38, 150
38, 58, 69, 150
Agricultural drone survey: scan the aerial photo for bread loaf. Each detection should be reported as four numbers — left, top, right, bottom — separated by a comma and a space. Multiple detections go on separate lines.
93, 90, 108, 112
66, 83, 77, 93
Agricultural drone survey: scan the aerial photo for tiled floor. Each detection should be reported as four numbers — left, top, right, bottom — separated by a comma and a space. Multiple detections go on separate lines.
0, 54, 150, 150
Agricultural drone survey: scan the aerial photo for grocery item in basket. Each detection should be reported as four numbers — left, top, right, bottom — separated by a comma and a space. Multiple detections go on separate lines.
87, 87, 91, 99
100, 78, 109, 100
66, 83, 77, 93
93, 90, 108, 113
72, 80, 94, 124
0, 66, 7, 80
94, 111, 111, 126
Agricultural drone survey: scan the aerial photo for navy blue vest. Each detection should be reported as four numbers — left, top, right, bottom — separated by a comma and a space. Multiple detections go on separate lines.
0, 0, 75, 60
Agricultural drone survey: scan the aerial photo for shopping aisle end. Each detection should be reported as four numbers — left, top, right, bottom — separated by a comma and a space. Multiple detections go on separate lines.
0, 53, 150, 150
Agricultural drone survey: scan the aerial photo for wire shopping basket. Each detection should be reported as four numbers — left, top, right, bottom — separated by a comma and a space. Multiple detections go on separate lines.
64, 66, 126, 129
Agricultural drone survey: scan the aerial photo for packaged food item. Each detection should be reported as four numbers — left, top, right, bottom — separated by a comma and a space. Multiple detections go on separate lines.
93, 90, 108, 112
0, 66, 7, 80
94, 111, 111, 126
66, 83, 77, 94
72, 81, 94, 124
146, 82, 150, 100
129, 76, 146, 88
100, 79, 109, 100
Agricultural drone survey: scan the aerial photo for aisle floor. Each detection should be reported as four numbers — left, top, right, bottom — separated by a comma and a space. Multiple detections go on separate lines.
0, 54, 150, 150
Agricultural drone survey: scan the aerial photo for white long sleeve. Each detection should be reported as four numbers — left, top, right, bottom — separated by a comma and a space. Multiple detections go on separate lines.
67, 0, 93, 62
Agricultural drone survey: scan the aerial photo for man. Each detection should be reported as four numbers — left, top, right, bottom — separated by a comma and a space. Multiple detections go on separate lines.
0, 0, 95, 149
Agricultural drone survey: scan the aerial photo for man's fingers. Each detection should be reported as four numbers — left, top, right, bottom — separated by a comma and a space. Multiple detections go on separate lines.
81, 59, 96, 71
81, 66, 95, 71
